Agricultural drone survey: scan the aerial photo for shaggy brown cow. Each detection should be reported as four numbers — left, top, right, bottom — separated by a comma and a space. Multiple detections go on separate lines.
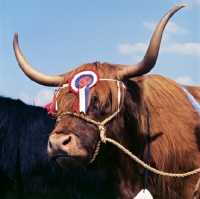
13, 4, 200, 199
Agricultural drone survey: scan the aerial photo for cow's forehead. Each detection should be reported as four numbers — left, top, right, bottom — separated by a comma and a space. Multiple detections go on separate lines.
63, 62, 121, 81
53, 76, 125, 117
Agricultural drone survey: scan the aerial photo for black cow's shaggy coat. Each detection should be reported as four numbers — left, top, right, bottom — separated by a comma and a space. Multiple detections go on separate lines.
0, 96, 114, 199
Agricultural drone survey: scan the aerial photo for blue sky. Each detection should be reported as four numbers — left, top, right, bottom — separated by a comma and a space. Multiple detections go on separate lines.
1, 0, 200, 106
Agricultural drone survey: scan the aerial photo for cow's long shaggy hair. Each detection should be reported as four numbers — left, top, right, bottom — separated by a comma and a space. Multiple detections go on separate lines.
136, 75, 200, 198
53, 62, 200, 198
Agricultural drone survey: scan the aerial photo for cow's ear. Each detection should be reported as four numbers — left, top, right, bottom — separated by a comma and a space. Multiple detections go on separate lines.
130, 76, 144, 83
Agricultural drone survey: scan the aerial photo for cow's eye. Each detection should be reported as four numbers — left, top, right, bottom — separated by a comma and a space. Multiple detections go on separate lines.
91, 95, 100, 110
105, 98, 111, 109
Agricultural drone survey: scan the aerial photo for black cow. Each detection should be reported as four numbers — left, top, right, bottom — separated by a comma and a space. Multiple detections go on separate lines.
0, 96, 114, 199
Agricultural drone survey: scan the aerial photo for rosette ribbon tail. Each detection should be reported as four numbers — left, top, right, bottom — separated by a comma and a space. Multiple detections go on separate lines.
79, 85, 90, 113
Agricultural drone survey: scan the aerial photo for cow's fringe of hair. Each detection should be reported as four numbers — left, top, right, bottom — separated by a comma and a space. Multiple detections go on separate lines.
55, 62, 122, 116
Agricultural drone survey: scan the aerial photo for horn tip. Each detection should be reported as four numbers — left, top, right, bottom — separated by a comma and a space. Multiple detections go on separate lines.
181, 4, 188, 7
13, 32, 19, 45
14, 32, 18, 38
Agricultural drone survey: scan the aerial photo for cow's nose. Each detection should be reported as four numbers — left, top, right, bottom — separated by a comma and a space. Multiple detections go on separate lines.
48, 133, 72, 151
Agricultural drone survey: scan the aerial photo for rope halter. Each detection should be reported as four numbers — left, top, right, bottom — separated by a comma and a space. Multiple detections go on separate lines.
54, 69, 200, 193
56, 78, 125, 163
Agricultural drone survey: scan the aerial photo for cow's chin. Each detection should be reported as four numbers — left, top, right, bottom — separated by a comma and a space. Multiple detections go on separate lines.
55, 156, 88, 169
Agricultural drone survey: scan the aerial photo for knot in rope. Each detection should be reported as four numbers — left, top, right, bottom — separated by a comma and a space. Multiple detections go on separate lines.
98, 124, 106, 143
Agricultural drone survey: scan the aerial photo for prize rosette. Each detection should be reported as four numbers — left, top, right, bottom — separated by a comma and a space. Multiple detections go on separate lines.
68, 70, 100, 113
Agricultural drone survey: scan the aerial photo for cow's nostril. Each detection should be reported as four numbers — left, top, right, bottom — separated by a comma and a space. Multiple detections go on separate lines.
48, 140, 52, 149
63, 136, 71, 145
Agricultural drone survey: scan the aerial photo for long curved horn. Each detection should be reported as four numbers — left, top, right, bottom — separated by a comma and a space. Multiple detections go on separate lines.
13, 33, 65, 86
118, 4, 187, 80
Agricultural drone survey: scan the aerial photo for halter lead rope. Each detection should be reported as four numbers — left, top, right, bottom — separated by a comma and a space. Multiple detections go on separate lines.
57, 109, 200, 197
57, 109, 200, 177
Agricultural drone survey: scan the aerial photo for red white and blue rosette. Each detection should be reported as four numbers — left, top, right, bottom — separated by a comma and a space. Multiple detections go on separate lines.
68, 70, 100, 113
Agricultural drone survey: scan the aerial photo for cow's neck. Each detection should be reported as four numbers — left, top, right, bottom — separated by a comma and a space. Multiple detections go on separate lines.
107, 149, 144, 198
107, 110, 150, 198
